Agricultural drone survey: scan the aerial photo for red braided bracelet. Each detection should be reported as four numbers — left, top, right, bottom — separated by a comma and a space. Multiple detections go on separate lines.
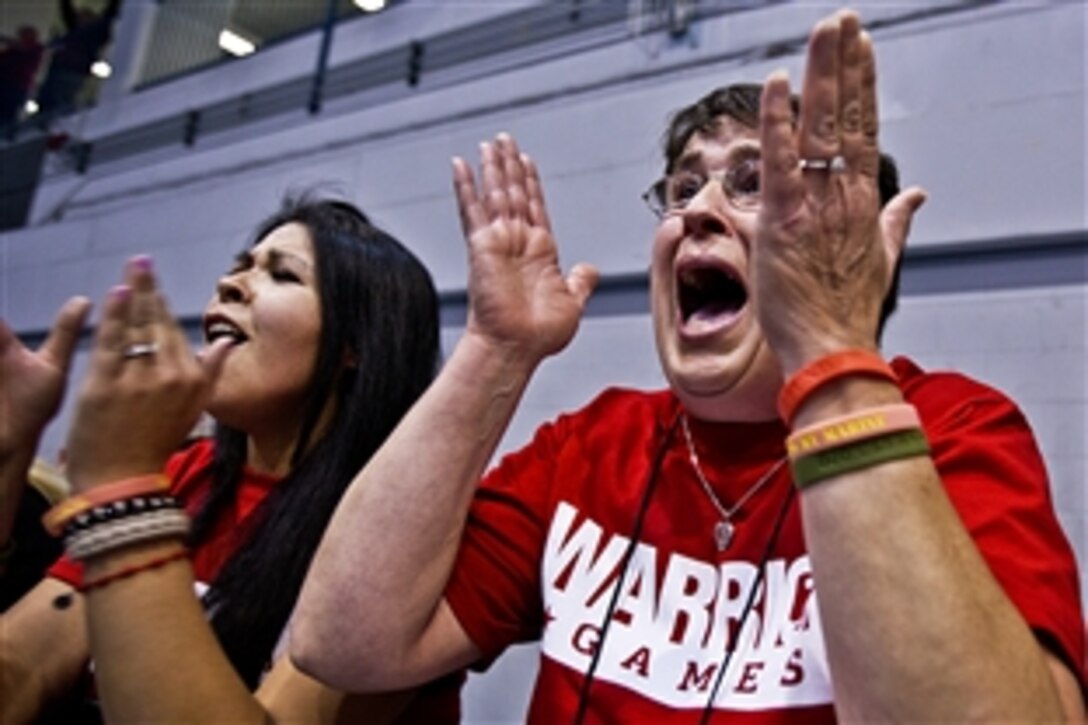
76, 548, 190, 594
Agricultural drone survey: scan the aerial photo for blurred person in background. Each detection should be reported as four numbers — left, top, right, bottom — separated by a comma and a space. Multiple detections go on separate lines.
0, 25, 44, 131
36, 0, 121, 123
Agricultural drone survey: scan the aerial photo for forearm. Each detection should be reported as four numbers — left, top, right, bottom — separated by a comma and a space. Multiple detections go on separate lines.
796, 378, 1065, 720
84, 540, 267, 724
295, 331, 537, 690
1, 578, 88, 724
0, 446, 37, 549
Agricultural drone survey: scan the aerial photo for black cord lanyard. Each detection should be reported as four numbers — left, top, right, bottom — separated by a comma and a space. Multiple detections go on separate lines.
573, 411, 680, 725
699, 484, 796, 724
572, 411, 796, 725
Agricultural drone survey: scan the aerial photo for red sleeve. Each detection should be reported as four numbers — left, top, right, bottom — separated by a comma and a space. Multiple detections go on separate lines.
444, 417, 568, 660
45, 440, 215, 587
897, 359, 1085, 682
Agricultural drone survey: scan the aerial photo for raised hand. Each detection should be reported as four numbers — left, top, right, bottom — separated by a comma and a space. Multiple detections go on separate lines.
0, 296, 91, 461
754, 10, 926, 376
454, 133, 598, 367
65, 258, 232, 491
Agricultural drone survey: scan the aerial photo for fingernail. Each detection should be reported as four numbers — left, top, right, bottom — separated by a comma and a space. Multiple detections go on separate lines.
130, 255, 153, 272
110, 285, 131, 301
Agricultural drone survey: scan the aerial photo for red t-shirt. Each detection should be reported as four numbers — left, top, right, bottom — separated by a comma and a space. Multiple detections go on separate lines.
49, 439, 462, 722
445, 357, 1084, 722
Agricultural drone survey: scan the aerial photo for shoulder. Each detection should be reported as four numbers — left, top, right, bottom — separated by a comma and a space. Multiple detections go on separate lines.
486, 388, 673, 483
164, 438, 217, 499
892, 355, 1024, 426
552, 387, 676, 436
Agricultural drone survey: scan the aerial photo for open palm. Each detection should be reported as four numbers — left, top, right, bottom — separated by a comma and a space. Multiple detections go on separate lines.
0, 297, 90, 458
454, 134, 598, 367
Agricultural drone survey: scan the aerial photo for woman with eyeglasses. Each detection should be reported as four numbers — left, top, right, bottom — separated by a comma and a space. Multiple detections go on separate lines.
293, 9, 1084, 722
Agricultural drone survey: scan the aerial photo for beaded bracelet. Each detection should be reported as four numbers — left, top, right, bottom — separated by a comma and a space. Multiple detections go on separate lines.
64, 504, 185, 552
43, 474, 171, 536
791, 428, 931, 489
778, 349, 897, 426
77, 548, 190, 594
66, 508, 190, 561
62, 495, 180, 539
787, 404, 921, 459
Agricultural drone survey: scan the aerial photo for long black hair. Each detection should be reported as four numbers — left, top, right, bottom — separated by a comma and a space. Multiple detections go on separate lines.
188, 195, 440, 687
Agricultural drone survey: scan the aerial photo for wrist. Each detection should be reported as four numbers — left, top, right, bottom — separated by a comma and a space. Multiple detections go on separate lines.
452, 330, 540, 386
791, 376, 905, 429
776, 339, 881, 381
67, 464, 166, 494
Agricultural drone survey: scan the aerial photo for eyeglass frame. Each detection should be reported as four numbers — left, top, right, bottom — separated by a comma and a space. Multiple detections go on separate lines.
641, 156, 763, 219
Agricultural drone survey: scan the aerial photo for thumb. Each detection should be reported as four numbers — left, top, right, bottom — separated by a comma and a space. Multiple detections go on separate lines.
879, 186, 927, 270
197, 337, 234, 388
566, 263, 600, 309
39, 296, 92, 371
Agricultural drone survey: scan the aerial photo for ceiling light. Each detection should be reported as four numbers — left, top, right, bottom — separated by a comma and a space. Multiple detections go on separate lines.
354, 0, 387, 12
91, 61, 112, 79
219, 28, 256, 57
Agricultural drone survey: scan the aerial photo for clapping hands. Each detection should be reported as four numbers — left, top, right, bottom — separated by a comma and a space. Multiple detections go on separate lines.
64, 258, 232, 492
453, 133, 598, 368
754, 10, 926, 376
0, 296, 90, 462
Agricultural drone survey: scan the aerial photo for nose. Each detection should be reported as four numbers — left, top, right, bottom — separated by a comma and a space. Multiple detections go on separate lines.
681, 180, 737, 239
216, 270, 250, 304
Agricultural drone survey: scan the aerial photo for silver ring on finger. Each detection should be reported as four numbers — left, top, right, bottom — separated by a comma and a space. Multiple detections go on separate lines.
122, 341, 159, 360
799, 155, 847, 173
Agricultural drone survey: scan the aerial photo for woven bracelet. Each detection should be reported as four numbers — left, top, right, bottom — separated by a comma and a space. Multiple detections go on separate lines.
791, 428, 931, 489
66, 508, 190, 561
779, 349, 897, 425
43, 474, 171, 537
787, 404, 921, 459
77, 548, 190, 594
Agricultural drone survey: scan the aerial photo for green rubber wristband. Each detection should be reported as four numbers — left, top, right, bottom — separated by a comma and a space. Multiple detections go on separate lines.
791, 428, 930, 489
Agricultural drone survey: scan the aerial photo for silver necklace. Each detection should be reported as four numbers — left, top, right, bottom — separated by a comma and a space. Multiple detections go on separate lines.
680, 414, 788, 552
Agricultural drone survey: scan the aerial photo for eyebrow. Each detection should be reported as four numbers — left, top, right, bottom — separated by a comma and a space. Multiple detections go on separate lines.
674, 140, 761, 173
233, 248, 313, 271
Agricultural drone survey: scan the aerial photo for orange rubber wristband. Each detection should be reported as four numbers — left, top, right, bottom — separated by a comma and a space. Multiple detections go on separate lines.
42, 474, 171, 537
778, 349, 897, 426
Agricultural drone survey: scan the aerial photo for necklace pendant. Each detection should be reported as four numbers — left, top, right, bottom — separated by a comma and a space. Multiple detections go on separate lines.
714, 520, 734, 552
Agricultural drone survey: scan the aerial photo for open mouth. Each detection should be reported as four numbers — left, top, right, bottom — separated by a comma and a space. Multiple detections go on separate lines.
677, 263, 747, 326
204, 316, 249, 346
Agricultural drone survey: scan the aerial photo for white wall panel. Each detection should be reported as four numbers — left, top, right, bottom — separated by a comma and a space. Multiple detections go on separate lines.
8, 5, 1077, 320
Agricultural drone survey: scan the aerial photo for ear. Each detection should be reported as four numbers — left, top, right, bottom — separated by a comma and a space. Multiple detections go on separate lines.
342, 348, 359, 371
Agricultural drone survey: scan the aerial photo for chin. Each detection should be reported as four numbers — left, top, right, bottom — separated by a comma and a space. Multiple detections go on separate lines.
663, 350, 783, 423
204, 394, 243, 432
